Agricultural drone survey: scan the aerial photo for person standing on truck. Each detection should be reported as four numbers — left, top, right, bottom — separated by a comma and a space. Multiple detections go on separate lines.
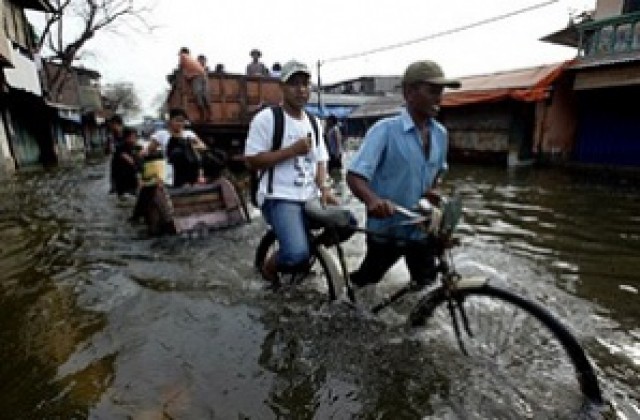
178, 47, 211, 122
270, 62, 282, 78
244, 60, 338, 282
246, 49, 270, 76
197, 54, 210, 73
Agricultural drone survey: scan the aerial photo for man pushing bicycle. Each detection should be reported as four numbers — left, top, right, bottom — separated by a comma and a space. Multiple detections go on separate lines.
347, 60, 461, 289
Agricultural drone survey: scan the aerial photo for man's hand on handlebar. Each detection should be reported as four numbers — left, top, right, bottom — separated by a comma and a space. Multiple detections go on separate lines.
366, 197, 396, 218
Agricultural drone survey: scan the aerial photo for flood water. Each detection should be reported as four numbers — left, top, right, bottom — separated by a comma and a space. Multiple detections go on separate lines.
0, 158, 638, 419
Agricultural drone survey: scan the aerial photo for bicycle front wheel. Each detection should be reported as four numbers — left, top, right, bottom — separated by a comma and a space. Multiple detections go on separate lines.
254, 229, 342, 301
408, 281, 603, 415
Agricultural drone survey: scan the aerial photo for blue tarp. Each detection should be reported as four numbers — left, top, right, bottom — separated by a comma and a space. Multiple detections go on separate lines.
305, 104, 356, 119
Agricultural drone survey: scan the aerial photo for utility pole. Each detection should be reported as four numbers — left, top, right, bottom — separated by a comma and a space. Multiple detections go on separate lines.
316, 60, 323, 116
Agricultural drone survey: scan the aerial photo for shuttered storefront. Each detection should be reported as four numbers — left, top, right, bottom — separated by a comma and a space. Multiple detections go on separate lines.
574, 85, 640, 166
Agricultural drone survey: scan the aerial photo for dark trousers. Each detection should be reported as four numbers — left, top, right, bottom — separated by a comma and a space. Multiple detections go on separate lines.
350, 237, 437, 287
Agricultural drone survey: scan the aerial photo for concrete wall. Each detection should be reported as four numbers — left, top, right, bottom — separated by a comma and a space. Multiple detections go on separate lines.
0, 113, 16, 175
595, 0, 623, 20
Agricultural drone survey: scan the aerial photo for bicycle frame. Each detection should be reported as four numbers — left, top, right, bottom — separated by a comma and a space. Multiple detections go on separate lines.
286, 198, 605, 404
309, 197, 495, 355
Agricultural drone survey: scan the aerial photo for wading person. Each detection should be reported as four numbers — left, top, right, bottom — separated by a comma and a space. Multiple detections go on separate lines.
347, 60, 460, 288
148, 108, 206, 187
107, 114, 124, 194
113, 127, 141, 198
324, 114, 344, 196
244, 60, 337, 282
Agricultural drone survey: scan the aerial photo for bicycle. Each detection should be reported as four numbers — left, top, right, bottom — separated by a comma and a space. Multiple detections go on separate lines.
253, 196, 604, 407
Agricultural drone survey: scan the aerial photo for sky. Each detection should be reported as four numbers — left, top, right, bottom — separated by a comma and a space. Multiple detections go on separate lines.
33, 0, 596, 118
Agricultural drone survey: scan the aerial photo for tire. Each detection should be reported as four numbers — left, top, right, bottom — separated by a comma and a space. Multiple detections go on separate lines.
254, 229, 341, 301
408, 282, 603, 412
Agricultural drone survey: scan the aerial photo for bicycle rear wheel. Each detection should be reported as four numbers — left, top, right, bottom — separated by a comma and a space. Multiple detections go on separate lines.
408, 281, 603, 415
254, 229, 342, 301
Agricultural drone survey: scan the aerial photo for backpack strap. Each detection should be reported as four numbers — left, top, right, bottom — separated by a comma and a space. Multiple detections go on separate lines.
266, 106, 285, 195
305, 110, 319, 147
262, 107, 318, 196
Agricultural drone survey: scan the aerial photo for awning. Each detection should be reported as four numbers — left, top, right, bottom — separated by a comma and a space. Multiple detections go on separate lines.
4, 42, 42, 95
348, 95, 404, 119
539, 25, 580, 48
442, 61, 572, 107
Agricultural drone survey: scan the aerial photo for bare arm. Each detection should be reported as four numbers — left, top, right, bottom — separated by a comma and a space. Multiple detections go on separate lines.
191, 134, 207, 150
315, 161, 338, 205
346, 171, 395, 218
245, 136, 311, 170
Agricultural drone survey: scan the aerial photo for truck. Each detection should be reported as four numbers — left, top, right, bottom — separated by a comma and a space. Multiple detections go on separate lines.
166, 71, 283, 172
138, 71, 283, 236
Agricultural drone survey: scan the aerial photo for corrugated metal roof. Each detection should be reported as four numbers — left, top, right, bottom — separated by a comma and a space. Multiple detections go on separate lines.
348, 62, 571, 118
443, 61, 570, 106
348, 95, 403, 119
454, 62, 567, 91
309, 92, 370, 106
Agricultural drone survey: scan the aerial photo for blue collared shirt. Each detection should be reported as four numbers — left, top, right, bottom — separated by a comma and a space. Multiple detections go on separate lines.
348, 108, 448, 241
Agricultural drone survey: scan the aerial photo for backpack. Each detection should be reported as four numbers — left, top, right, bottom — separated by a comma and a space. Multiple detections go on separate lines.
249, 106, 319, 207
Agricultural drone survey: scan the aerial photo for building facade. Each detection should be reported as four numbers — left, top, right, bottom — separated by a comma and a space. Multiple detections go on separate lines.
543, 0, 640, 167
43, 61, 107, 157
1, 0, 55, 174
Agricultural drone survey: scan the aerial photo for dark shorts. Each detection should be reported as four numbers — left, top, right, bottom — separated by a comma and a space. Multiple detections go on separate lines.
350, 237, 437, 287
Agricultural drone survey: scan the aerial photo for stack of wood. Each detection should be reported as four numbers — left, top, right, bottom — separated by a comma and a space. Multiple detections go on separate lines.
168, 179, 248, 233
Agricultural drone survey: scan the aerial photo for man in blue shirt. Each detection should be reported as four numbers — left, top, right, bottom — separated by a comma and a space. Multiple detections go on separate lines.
346, 60, 460, 288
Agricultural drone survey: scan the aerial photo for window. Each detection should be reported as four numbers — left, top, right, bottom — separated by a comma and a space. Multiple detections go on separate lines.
623, 0, 640, 14
633, 22, 640, 49
614, 23, 632, 52
581, 30, 596, 56
597, 25, 614, 53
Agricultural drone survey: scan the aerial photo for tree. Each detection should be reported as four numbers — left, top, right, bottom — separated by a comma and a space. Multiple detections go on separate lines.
36, 0, 153, 99
150, 88, 170, 119
102, 82, 141, 119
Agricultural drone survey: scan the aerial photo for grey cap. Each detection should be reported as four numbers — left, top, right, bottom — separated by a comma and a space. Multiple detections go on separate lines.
280, 60, 311, 82
402, 60, 461, 88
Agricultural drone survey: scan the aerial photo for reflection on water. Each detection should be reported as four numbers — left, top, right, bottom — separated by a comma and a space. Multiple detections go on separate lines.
0, 161, 638, 418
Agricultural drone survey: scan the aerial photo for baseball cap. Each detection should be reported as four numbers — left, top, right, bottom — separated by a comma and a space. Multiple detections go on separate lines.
280, 60, 311, 83
402, 60, 461, 88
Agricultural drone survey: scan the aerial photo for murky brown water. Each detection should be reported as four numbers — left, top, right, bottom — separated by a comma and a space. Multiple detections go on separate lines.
0, 159, 638, 419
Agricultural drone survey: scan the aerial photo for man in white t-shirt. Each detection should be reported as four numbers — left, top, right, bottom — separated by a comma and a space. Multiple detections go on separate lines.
244, 60, 337, 281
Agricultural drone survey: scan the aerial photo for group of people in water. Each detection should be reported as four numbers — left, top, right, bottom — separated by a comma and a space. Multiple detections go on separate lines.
107, 107, 224, 225
109, 52, 461, 296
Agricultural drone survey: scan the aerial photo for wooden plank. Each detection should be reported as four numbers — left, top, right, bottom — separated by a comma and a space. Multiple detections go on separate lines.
173, 203, 225, 217
574, 63, 640, 90
171, 192, 221, 205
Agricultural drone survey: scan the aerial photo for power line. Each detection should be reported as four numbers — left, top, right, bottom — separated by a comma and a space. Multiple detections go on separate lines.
321, 0, 559, 65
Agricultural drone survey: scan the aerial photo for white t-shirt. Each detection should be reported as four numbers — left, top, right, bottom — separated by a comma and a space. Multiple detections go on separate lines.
150, 129, 197, 186
245, 108, 328, 206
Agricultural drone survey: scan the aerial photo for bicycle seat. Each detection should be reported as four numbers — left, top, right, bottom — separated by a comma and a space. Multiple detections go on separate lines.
304, 199, 353, 229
